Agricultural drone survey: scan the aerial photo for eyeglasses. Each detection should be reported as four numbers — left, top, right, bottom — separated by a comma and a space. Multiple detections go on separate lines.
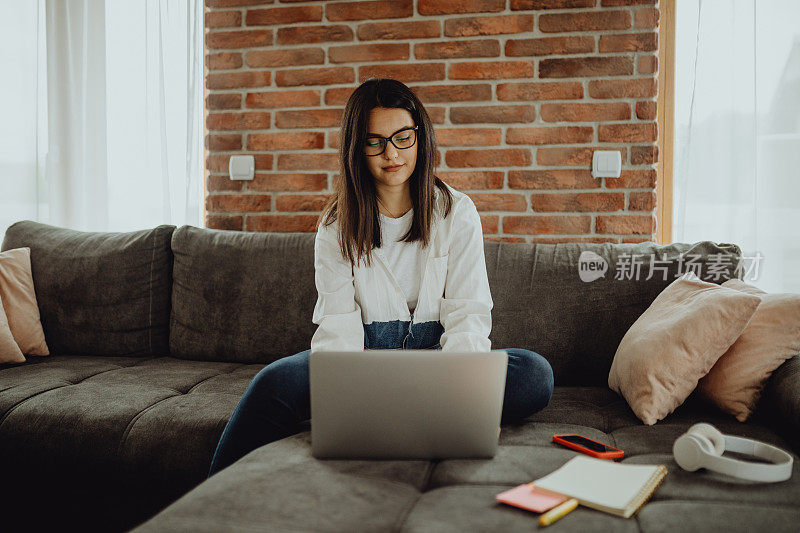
364, 126, 418, 156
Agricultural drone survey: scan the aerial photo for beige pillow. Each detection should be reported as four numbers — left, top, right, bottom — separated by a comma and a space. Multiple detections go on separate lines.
698, 279, 800, 422
608, 272, 761, 425
0, 293, 25, 363
0, 247, 49, 356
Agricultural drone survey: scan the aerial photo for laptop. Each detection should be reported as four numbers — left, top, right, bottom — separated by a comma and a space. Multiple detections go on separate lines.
309, 349, 508, 459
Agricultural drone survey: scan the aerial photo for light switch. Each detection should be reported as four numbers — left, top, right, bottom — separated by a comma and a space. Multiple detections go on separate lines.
591, 150, 621, 179
229, 155, 255, 181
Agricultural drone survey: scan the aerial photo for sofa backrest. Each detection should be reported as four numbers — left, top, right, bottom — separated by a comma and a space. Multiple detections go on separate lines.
1, 221, 175, 357
169, 225, 742, 386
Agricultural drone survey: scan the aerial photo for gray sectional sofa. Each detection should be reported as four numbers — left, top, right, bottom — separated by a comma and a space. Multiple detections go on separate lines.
1, 220, 798, 533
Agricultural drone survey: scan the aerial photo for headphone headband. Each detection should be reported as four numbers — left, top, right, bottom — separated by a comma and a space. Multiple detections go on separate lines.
673, 424, 793, 483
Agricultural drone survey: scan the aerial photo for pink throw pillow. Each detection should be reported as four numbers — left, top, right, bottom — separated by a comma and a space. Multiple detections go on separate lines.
608, 272, 761, 425
698, 279, 800, 422
0, 293, 25, 363
0, 247, 49, 356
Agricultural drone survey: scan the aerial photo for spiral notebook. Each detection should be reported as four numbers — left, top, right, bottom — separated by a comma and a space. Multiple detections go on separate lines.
531, 456, 667, 518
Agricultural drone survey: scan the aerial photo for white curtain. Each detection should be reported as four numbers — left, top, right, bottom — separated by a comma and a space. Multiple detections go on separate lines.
674, 0, 800, 293
0, 0, 203, 236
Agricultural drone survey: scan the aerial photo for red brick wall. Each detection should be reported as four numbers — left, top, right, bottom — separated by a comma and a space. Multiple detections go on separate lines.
203, 0, 660, 243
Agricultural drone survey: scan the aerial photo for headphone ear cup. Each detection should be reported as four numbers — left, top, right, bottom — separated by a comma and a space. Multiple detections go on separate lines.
673, 434, 705, 471
687, 423, 725, 456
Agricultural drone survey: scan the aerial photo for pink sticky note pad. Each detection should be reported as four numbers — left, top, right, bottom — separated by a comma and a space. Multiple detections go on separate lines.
495, 484, 567, 513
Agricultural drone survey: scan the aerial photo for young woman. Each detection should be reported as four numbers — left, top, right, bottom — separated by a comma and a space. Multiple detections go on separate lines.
207, 78, 554, 477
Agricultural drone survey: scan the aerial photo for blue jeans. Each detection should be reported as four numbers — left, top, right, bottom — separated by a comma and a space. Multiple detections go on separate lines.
208, 321, 554, 477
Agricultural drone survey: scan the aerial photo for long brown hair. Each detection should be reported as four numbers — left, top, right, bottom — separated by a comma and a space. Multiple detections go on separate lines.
317, 78, 453, 269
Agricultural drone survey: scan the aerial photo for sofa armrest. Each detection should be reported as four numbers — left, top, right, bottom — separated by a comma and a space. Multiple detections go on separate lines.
760, 355, 800, 453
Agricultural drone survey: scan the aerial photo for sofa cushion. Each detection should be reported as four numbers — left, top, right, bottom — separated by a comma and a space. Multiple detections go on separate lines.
130, 386, 799, 532
0, 354, 264, 532
169, 225, 317, 363
1, 221, 175, 356
485, 240, 743, 386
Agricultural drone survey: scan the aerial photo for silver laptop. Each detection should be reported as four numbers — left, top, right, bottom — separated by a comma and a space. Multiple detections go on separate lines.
309, 349, 508, 459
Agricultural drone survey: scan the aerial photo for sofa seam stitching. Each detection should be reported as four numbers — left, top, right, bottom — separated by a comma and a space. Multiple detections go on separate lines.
116, 392, 182, 457
0, 358, 155, 429
392, 461, 435, 532
184, 365, 243, 395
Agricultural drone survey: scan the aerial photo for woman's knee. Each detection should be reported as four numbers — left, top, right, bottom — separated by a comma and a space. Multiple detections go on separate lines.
507, 349, 554, 413
244, 349, 310, 404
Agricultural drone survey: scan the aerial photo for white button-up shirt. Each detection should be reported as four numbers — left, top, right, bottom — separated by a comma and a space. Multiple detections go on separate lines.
310, 182, 493, 354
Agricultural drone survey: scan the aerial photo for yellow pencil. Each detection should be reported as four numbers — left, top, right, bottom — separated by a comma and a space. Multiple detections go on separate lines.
539, 498, 578, 527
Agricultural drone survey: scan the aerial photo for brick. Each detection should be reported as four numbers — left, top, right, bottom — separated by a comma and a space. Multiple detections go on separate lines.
357, 21, 441, 41
276, 25, 353, 45
445, 148, 532, 167
509, 169, 599, 190
636, 101, 657, 120
599, 123, 657, 143
247, 132, 324, 151
276, 67, 355, 87
530, 192, 624, 212
274, 109, 343, 128
419, 0, 505, 15
485, 236, 527, 243
503, 215, 591, 235
207, 93, 242, 110
206, 174, 243, 192
510, 0, 595, 8
205, 11, 241, 29
324, 87, 356, 106
635, 7, 660, 29
497, 81, 583, 101
506, 126, 593, 145
245, 90, 320, 109
427, 108, 447, 124
539, 56, 634, 78
329, 43, 409, 63
599, 32, 657, 53
605, 169, 656, 188
246, 48, 324, 68
205, 29, 272, 49
588, 79, 656, 99
638, 55, 658, 74
540, 102, 629, 122
249, 173, 328, 192
539, 11, 630, 32
206, 153, 273, 173
435, 128, 502, 146
327, 0, 412, 21
621, 236, 652, 243
506, 36, 595, 57
631, 145, 658, 165
628, 190, 655, 211
359, 63, 445, 83
468, 193, 527, 212
205, 214, 243, 231
595, 214, 654, 235
444, 15, 534, 37
206, 71, 271, 90
602, 0, 656, 6
206, 0, 273, 6
206, 194, 271, 212
450, 105, 535, 124
206, 52, 243, 70
449, 61, 534, 80
530, 236, 616, 244
206, 112, 271, 131
411, 84, 492, 103
415, 40, 500, 60
246, 5, 322, 26
206, 134, 242, 151
480, 215, 499, 234
277, 153, 339, 171
275, 194, 331, 211
439, 171, 504, 189
246, 215, 319, 232
536, 146, 593, 166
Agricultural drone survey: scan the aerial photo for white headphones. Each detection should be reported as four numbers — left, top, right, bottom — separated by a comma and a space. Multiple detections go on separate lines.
673, 423, 793, 483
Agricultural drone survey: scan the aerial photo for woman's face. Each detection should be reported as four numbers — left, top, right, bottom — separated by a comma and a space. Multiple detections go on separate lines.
364, 107, 418, 189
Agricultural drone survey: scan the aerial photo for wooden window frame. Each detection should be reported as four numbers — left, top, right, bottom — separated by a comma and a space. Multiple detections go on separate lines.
657, 0, 676, 244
